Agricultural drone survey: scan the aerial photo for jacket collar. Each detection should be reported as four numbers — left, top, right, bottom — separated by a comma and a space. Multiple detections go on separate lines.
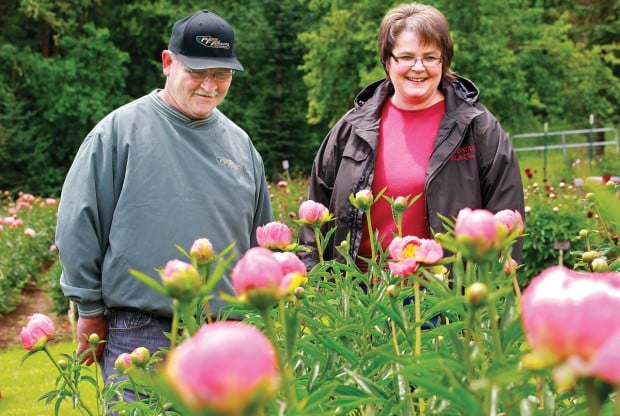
346, 74, 482, 124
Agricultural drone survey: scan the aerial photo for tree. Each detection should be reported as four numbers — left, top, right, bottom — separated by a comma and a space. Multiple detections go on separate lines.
0, 24, 129, 194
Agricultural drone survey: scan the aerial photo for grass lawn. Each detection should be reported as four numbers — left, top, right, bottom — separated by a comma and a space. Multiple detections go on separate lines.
0, 340, 100, 416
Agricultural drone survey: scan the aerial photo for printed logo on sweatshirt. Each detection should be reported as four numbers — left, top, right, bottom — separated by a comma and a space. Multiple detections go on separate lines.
450, 145, 476, 161
217, 156, 244, 172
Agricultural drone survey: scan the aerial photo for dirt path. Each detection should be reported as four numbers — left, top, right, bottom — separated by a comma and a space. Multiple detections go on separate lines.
0, 283, 73, 350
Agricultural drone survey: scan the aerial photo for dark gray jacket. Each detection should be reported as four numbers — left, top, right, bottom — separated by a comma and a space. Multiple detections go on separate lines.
299, 76, 524, 267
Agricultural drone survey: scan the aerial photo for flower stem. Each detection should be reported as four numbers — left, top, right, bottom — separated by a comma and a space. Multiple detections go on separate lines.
313, 227, 324, 263
390, 320, 417, 416
261, 307, 297, 411
170, 300, 180, 350
43, 347, 94, 416
583, 378, 601, 416
365, 209, 376, 262
413, 280, 425, 415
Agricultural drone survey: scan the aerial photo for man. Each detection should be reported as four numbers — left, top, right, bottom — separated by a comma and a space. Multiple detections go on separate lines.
55, 9, 273, 386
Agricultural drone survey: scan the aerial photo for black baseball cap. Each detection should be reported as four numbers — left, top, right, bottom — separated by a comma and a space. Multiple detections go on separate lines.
168, 10, 244, 71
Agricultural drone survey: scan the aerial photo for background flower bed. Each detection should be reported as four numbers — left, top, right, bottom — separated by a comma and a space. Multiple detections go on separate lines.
1, 152, 619, 318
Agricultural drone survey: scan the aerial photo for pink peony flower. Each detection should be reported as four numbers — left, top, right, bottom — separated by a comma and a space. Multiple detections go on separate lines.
277, 180, 288, 188
521, 265, 620, 386
166, 321, 280, 414
256, 221, 293, 250
388, 258, 419, 277
273, 251, 306, 276
160, 259, 202, 300
298, 200, 331, 226
24, 228, 36, 237
388, 236, 443, 277
231, 247, 305, 308
190, 238, 215, 262
45, 198, 57, 206
20, 313, 55, 351
273, 251, 308, 290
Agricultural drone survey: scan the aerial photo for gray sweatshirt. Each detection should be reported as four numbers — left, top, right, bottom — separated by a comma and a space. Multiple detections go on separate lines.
56, 90, 273, 318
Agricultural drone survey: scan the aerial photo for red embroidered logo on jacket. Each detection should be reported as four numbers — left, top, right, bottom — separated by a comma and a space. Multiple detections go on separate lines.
450, 145, 476, 161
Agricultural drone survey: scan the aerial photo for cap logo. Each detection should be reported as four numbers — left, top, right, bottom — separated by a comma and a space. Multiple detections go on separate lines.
195, 36, 230, 49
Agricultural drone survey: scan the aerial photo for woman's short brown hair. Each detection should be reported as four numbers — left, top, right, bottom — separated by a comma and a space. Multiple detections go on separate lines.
378, 3, 455, 81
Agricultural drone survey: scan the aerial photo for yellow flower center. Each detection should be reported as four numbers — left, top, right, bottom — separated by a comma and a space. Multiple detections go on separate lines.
402, 243, 417, 259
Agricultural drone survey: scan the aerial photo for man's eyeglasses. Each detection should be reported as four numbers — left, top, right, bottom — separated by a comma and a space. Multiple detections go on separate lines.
391, 54, 442, 68
183, 67, 234, 83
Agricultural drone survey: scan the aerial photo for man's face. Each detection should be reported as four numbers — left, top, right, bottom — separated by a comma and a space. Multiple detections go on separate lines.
161, 51, 232, 119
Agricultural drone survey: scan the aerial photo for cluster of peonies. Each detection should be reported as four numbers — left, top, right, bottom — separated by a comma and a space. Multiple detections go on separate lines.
21, 191, 620, 415
1, 193, 56, 234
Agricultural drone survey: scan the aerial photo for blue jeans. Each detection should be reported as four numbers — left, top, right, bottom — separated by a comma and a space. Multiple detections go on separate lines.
101, 309, 172, 414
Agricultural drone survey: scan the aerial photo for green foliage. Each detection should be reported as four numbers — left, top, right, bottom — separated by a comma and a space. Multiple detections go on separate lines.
19, 193, 620, 415
518, 152, 620, 285
1, 1, 618, 192
520, 182, 594, 286
0, 24, 129, 195
44, 259, 69, 315
0, 340, 99, 415
299, 0, 385, 126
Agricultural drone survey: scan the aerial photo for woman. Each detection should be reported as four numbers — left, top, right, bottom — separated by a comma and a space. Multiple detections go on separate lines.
299, 2, 524, 269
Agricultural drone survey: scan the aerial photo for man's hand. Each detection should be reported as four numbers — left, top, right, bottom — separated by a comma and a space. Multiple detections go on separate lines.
76, 316, 107, 365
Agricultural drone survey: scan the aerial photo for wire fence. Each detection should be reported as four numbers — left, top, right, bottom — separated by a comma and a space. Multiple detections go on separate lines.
510, 127, 619, 160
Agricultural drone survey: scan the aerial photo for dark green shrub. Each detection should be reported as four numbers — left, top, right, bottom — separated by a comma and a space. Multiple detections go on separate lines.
520, 180, 599, 287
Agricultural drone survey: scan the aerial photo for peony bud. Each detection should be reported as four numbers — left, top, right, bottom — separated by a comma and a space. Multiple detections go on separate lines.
190, 238, 215, 262
160, 259, 202, 301
465, 282, 488, 308
581, 251, 600, 263
591, 258, 609, 273
393, 196, 408, 213
386, 284, 399, 298
88, 333, 100, 346
494, 209, 524, 238
294, 286, 305, 299
114, 353, 133, 374
130, 347, 151, 367
351, 189, 373, 211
